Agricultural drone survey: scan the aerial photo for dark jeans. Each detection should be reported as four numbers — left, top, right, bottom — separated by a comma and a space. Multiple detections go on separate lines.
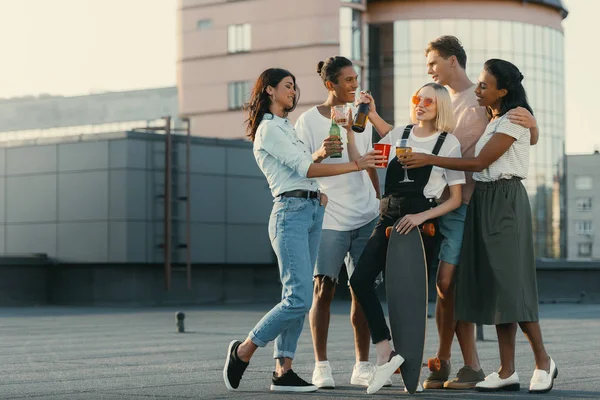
349, 195, 439, 345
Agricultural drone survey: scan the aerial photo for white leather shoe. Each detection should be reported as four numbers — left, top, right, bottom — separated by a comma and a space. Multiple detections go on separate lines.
351, 362, 392, 387
529, 358, 558, 393
476, 371, 520, 392
366, 354, 404, 394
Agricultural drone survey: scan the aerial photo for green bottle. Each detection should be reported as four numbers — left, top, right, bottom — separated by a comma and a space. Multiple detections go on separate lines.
329, 117, 342, 158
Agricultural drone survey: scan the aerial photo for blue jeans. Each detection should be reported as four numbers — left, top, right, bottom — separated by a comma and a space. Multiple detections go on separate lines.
249, 196, 325, 359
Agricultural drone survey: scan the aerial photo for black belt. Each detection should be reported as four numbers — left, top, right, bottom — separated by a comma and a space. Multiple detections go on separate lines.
279, 190, 321, 200
384, 194, 435, 204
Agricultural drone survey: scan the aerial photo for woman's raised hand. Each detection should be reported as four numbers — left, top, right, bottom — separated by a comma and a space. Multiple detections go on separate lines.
355, 91, 376, 115
357, 150, 387, 170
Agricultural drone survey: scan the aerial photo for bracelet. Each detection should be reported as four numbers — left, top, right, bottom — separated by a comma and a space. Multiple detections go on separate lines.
354, 160, 360, 171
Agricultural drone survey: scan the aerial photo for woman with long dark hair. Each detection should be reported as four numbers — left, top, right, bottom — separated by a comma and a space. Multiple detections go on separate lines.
401, 59, 557, 394
223, 68, 385, 393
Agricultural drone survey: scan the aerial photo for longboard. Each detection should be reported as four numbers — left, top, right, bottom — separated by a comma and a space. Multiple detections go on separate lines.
385, 221, 429, 394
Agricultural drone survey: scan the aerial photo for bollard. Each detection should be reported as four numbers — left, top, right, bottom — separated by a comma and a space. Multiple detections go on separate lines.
176, 311, 185, 333
476, 323, 484, 341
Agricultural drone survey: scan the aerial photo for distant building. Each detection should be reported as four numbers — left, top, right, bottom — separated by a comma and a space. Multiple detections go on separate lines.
0, 88, 272, 264
0, 87, 178, 142
177, 0, 568, 258
565, 152, 600, 260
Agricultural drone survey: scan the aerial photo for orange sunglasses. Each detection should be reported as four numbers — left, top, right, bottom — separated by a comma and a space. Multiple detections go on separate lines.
411, 95, 436, 107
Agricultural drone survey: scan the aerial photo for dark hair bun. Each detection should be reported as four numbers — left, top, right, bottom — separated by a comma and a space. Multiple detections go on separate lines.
518, 72, 524, 82
317, 61, 325, 75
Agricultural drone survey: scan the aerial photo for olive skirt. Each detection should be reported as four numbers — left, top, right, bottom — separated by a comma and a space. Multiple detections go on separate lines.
455, 178, 539, 325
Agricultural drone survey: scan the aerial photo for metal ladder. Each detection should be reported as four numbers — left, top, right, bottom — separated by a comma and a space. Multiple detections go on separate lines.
134, 116, 192, 291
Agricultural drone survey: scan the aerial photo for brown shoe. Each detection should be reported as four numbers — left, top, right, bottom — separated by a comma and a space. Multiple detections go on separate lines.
444, 365, 485, 389
422, 358, 450, 389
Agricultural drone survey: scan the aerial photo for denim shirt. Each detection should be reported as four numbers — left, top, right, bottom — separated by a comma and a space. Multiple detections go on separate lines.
253, 113, 317, 198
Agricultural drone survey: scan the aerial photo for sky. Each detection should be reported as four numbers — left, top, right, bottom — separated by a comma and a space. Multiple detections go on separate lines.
0, 0, 177, 97
561, 0, 594, 154
0, 0, 593, 154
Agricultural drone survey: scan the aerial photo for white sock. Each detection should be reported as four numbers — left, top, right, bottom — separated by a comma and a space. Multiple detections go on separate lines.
316, 360, 330, 367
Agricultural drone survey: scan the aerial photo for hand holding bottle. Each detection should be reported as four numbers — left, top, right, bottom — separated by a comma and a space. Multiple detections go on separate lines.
317, 136, 344, 160
326, 109, 343, 159
353, 91, 373, 133
355, 91, 377, 116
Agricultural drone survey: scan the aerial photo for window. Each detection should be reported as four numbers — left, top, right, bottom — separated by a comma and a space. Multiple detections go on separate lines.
228, 24, 251, 53
575, 220, 593, 235
578, 243, 592, 257
575, 176, 593, 190
340, 7, 362, 60
196, 19, 213, 31
576, 197, 592, 212
354, 65, 363, 90
228, 81, 250, 110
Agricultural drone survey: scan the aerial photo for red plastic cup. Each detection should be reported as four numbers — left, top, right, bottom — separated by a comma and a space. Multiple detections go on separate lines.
373, 143, 391, 168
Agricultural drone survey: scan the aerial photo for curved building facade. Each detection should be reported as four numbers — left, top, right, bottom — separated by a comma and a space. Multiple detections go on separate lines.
364, 0, 567, 258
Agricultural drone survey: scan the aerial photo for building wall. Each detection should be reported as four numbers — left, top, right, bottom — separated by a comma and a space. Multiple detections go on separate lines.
0, 132, 274, 264
566, 154, 600, 260
0, 87, 178, 133
177, 0, 346, 138
367, 0, 564, 30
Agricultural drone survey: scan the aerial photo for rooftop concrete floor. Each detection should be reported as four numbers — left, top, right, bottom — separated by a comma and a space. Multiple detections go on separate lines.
0, 302, 598, 399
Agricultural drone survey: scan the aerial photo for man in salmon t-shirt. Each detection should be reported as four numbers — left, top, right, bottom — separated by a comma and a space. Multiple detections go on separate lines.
422, 35, 539, 390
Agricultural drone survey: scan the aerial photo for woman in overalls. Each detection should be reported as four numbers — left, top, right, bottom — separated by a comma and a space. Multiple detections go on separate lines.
349, 83, 466, 394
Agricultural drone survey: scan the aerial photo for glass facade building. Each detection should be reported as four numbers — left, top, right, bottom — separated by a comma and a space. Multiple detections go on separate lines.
365, 15, 566, 258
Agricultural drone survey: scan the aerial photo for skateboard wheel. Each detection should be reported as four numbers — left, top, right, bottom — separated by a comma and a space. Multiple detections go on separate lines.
394, 367, 401, 374
385, 226, 392, 239
421, 222, 435, 237
427, 357, 441, 372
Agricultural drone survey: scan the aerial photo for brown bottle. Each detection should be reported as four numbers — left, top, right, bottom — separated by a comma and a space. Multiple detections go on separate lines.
352, 91, 370, 133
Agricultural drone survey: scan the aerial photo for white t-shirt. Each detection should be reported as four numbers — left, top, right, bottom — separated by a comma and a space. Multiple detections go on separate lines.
295, 106, 380, 231
379, 126, 466, 199
474, 115, 530, 182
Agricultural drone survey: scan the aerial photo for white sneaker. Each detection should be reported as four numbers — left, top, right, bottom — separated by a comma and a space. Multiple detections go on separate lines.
351, 362, 392, 387
367, 354, 404, 394
404, 382, 424, 393
312, 361, 335, 389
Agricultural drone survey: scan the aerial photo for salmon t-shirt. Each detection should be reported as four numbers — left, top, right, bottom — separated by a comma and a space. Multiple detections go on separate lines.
444, 85, 489, 204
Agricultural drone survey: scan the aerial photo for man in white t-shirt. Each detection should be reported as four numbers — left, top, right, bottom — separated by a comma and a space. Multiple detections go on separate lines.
295, 56, 381, 389
421, 35, 540, 390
